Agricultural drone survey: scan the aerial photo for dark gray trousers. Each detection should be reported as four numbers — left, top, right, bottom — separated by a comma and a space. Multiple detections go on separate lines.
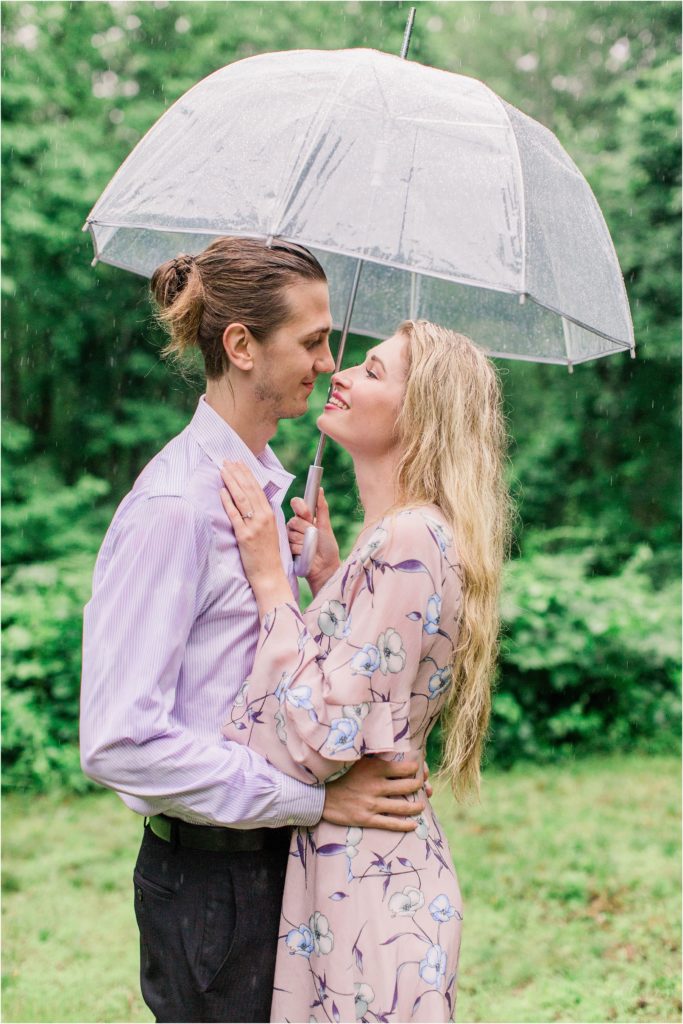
133, 823, 290, 1023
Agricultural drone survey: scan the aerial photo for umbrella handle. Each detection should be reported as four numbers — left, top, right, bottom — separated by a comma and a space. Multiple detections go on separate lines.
292, 464, 323, 577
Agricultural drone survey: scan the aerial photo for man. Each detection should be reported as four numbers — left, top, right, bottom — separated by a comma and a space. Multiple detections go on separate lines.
80, 237, 426, 1023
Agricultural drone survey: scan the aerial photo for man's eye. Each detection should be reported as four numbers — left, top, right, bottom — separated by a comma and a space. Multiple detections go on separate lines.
305, 339, 321, 350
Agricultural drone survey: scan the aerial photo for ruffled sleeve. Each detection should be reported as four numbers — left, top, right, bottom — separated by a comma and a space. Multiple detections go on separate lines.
222, 510, 457, 784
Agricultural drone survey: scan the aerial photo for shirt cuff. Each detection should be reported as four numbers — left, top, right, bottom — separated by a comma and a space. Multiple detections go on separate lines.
273, 774, 325, 828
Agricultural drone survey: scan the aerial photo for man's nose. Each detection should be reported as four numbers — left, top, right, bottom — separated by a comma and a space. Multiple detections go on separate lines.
315, 339, 336, 375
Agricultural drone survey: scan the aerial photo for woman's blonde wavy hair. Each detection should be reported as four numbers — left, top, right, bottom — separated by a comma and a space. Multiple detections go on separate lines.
393, 320, 513, 801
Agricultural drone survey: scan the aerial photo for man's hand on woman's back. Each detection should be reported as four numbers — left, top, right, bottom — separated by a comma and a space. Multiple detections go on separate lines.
322, 757, 427, 832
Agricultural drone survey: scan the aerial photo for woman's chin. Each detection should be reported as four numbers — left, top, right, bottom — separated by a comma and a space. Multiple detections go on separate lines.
316, 412, 346, 448
316, 410, 336, 435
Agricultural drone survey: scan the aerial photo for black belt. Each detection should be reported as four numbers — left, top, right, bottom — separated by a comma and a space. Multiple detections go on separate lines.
147, 814, 291, 853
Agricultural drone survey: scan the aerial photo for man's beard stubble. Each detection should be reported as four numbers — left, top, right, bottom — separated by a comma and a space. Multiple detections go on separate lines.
254, 367, 302, 421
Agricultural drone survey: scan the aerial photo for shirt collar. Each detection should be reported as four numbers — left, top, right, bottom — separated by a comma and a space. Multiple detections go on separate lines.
188, 395, 295, 505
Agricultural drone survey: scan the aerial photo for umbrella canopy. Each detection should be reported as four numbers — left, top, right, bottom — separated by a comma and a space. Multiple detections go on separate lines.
85, 47, 634, 367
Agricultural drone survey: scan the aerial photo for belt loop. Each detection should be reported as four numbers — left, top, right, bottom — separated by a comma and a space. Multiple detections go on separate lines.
170, 818, 179, 852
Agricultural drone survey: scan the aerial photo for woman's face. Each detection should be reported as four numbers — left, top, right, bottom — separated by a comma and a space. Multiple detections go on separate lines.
317, 332, 408, 459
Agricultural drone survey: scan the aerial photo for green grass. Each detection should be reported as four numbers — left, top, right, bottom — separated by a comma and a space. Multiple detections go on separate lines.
2, 754, 681, 1023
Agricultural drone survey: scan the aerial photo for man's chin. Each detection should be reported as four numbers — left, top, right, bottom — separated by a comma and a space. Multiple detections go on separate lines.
277, 400, 310, 421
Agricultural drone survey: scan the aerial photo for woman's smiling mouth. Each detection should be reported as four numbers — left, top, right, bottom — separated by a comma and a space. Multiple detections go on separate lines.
325, 391, 350, 411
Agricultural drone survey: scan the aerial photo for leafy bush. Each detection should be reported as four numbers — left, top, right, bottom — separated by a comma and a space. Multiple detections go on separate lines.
2, 554, 95, 792
2, 421, 112, 791
489, 539, 681, 766
2, 420, 112, 567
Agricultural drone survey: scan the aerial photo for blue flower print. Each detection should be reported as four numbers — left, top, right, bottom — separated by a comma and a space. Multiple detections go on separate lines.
318, 599, 348, 639
285, 924, 315, 958
388, 885, 424, 917
424, 514, 452, 554
309, 911, 334, 954
419, 943, 447, 988
414, 814, 430, 840
358, 526, 387, 564
286, 684, 314, 710
423, 593, 441, 635
274, 671, 293, 704
345, 826, 363, 860
342, 702, 370, 724
377, 628, 407, 674
354, 983, 375, 1019
427, 666, 452, 700
324, 717, 359, 754
351, 643, 381, 677
274, 708, 287, 743
429, 894, 457, 922
233, 680, 249, 707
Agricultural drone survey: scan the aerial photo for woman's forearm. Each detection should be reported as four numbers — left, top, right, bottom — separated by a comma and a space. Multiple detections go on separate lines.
252, 572, 296, 620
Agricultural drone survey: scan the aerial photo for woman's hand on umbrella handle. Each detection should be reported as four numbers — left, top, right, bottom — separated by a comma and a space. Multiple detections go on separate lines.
288, 488, 340, 596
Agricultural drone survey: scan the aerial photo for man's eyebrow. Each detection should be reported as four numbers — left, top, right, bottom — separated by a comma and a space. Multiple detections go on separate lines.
368, 353, 387, 371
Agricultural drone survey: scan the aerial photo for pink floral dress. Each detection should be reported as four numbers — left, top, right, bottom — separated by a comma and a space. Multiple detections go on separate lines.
223, 506, 464, 1023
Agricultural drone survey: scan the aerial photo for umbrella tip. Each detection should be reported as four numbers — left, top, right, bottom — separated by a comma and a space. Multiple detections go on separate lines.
630, 347, 637, 359
91, 257, 99, 267
567, 361, 574, 375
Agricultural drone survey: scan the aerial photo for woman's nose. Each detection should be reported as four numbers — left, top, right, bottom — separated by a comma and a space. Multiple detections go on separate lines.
331, 370, 351, 390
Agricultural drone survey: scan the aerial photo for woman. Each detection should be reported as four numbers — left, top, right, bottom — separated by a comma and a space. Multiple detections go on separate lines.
220, 320, 511, 1022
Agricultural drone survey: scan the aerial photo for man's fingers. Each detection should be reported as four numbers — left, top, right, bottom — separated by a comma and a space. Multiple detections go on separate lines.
374, 796, 425, 817
374, 775, 424, 798
366, 815, 418, 833
377, 759, 421, 779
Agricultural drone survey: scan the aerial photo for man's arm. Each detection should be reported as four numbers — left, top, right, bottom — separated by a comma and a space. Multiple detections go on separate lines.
80, 495, 324, 828
323, 757, 426, 831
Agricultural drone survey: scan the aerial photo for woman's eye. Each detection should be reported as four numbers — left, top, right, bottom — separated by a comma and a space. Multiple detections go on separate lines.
365, 367, 378, 379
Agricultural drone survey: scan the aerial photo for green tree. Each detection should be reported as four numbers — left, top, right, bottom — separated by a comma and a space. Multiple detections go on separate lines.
2, 2, 680, 789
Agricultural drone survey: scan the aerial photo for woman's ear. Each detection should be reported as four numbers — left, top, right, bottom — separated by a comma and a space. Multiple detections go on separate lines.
222, 323, 254, 371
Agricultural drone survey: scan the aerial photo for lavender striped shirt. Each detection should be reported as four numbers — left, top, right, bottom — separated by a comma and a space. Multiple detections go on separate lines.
80, 395, 325, 829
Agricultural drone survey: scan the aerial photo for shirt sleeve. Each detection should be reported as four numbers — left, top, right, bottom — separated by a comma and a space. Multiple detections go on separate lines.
222, 512, 453, 785
80, 494, 324, 829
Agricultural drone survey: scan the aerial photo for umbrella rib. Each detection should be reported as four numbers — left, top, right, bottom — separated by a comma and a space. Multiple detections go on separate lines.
396, 127, 420, 298
483, 86, 527, 298
266, 62, 359, 241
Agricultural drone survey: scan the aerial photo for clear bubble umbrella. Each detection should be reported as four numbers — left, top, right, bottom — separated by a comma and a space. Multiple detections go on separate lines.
84, 33, 635, 571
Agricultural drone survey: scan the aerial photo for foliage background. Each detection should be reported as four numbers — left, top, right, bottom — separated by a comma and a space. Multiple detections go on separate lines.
2, 0, 681, 791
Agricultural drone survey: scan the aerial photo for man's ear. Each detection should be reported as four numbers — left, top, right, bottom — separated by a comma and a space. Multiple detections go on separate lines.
222, 323, 254, 371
